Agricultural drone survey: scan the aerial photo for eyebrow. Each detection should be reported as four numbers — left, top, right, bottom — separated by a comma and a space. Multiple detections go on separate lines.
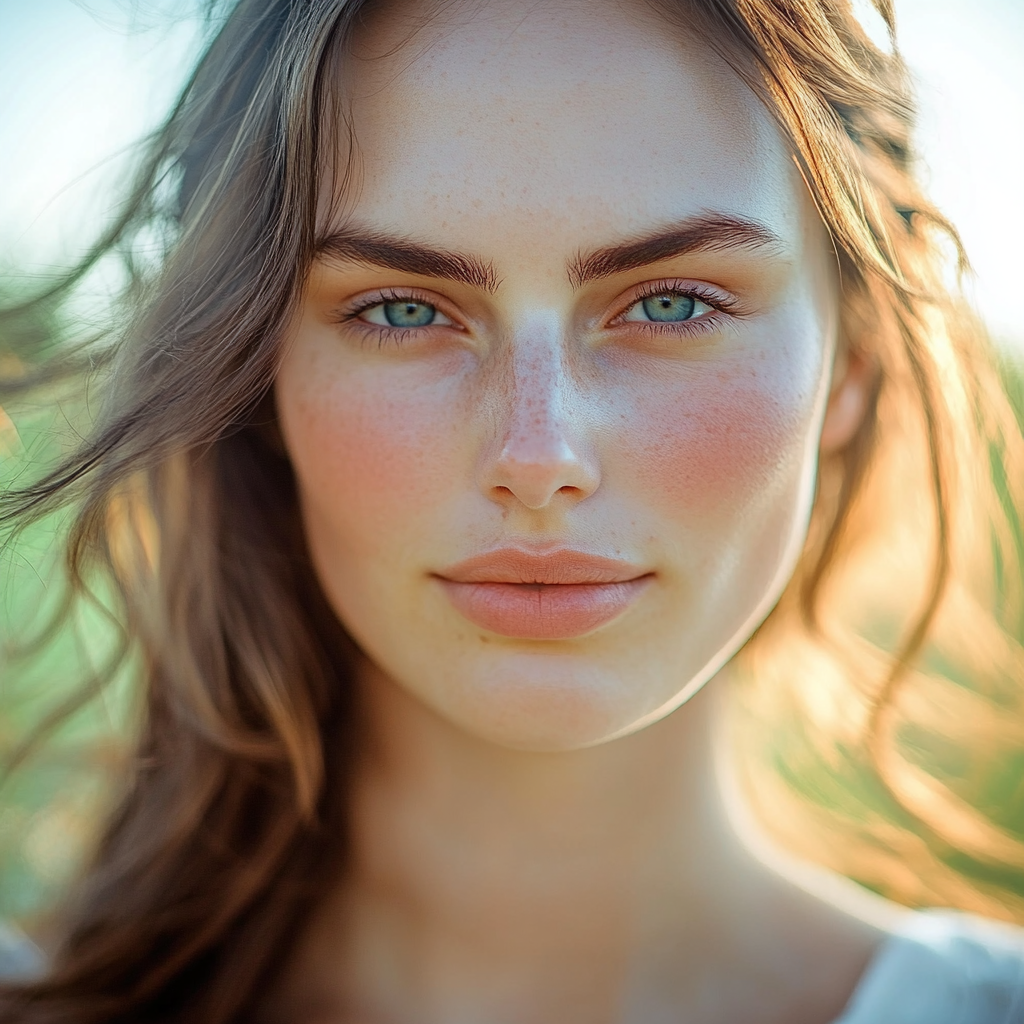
314, 229, 500, 292
568, 214, 785, 288
313, 213, 784, 293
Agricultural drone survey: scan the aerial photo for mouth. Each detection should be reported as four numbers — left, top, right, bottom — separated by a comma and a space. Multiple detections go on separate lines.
434, 549, 653, 640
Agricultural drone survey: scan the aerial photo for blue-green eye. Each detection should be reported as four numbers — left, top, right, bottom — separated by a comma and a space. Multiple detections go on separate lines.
360, 299, 453, 328
622, 291, 714, 323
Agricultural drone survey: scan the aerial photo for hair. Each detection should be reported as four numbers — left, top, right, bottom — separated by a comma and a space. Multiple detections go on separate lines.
0, 0, 1022, 1020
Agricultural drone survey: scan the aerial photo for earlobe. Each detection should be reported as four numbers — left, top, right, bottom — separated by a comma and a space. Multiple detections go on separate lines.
819, 348, 875, 454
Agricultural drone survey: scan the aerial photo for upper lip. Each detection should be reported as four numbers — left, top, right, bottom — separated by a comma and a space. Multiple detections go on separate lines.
437, 548, 649, 586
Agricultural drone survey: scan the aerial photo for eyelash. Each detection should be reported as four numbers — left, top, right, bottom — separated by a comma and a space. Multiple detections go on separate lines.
335, 287, 455, 348
335, 280, 739, 348
608, 280, 738, 337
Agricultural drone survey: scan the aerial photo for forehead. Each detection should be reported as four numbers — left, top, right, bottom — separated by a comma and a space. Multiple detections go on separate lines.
330, 0, 812, 262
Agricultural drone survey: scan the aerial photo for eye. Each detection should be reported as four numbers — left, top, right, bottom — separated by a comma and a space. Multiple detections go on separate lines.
621, 290, 715, 323
360, 298, 453, 328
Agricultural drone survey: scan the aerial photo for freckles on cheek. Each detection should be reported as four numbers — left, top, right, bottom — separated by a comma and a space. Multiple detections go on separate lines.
622, 367, 815, 517
283, 372, 463, 544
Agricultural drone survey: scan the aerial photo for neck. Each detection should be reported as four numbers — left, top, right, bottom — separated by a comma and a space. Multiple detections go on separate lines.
360, 660, 758, 912
281, 661, 889, 1024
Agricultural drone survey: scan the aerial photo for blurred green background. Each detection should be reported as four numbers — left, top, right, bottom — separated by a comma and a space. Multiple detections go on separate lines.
0, 377, 136, 926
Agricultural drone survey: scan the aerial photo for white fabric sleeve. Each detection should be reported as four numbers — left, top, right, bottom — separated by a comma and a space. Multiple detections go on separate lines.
833, 910, 1024, 1024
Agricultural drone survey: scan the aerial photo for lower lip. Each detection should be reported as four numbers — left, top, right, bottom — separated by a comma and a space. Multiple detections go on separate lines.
437, 578, 651, 639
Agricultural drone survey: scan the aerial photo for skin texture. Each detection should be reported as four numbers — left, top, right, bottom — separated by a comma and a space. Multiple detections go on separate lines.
278, 4, 854, 752
271, 1, 888, 1022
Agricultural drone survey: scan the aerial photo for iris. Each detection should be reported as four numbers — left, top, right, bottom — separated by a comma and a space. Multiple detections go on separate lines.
382, 300, 436, 327
642, 293, 696, 322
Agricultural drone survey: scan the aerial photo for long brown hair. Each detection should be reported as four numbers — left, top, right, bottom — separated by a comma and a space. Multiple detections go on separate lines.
1, 0, 1022, 1020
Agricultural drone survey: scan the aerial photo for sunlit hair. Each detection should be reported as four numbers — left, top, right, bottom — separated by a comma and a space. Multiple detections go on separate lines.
0, 0, 1022, 1020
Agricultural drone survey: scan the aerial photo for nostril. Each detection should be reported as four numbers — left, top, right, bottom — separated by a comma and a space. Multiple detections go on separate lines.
486, 457, 598, 511
481, 383, 601, 509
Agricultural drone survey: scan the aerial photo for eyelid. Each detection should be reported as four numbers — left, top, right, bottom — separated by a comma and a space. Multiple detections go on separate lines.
335, 286, 466, 329
606, 278, 739, 326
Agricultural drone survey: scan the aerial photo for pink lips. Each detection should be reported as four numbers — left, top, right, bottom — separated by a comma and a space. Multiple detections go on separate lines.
435, 549, 652, 639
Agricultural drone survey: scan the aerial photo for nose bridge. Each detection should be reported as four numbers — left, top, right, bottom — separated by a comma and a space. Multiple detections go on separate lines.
505, 316, 569, 454
482, 312, 599, 510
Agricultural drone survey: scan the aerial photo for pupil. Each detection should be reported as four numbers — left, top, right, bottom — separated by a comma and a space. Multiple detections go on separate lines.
642, 293, 696, 322
383, 300, 435, 327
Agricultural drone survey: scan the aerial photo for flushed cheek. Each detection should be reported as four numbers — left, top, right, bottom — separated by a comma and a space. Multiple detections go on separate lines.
616, 360, 820, 523
280, 368, 469, 560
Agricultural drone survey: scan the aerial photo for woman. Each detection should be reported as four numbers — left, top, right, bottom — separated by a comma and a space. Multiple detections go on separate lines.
1, 0, 1023, 1021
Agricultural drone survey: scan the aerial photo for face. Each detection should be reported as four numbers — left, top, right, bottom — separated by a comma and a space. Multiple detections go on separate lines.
276, 0, 861, 751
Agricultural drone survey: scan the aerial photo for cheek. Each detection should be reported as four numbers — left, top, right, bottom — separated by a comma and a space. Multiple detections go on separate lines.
619, 356, 821, 520
278, 362, 467, 556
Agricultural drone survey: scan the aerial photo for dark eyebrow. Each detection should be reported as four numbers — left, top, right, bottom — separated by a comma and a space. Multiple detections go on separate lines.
568, 214, 785, 288
314, 228, 499, 292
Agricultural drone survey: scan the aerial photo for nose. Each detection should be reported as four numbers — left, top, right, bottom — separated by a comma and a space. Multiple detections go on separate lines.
479, 322, 600, 511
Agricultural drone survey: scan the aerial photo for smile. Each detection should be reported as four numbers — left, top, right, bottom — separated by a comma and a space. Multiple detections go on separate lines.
435, 549, 653, 639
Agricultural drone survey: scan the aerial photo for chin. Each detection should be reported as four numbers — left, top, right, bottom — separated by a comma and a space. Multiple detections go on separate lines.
408, 648, 699, 752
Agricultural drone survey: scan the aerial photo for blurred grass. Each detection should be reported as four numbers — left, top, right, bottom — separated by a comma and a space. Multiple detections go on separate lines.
0, 542, 131, 926
0, 368, 135, 928
1, 350, 1023, 930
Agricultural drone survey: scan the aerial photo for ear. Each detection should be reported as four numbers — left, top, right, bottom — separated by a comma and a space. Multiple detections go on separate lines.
819, 346, 875, 454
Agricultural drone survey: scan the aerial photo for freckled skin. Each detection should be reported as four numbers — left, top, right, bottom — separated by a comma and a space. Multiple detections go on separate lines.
276, 0, 850, 751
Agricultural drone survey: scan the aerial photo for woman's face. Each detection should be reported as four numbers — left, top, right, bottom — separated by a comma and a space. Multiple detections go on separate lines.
277, 0, 857, 750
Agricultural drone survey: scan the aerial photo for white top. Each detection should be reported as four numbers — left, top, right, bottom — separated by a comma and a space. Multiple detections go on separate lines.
833, 910, 1024, 1023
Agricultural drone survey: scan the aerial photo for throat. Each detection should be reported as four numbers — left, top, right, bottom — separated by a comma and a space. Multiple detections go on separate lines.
267, 663, 887, 1024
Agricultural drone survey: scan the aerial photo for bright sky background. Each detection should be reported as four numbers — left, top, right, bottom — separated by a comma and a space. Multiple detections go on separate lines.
1, 0, 1022, 349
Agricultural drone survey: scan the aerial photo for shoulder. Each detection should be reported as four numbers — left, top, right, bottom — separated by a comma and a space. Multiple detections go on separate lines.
834, 909, 1024, 1024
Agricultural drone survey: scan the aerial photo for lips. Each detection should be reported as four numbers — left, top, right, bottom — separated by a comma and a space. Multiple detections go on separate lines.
435, 549, 652, 639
